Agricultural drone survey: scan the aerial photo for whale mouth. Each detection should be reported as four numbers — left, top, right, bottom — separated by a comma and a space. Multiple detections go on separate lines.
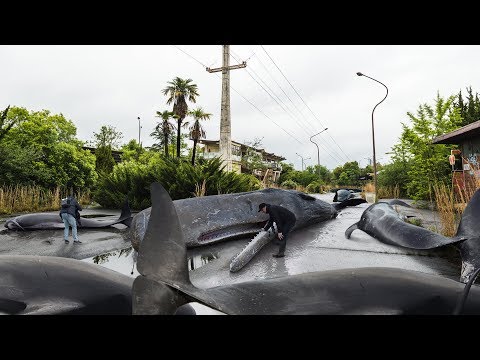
198, 222, 265, 244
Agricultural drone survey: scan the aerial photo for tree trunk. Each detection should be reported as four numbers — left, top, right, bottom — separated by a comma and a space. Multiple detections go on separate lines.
164, 134, 169, 157
191, 139, 198, 166
176, 118, 183, 158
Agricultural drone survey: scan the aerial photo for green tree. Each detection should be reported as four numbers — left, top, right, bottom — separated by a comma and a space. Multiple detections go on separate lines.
91, 125, 123, 175
337, 161, 361, 186
0, 143, 42, 185
241, 137, 267, 175
188, 107, 212, 166
332, 165, 344, 183
454, 87, 480, 126
0, 105, 25, 142
277, 162, 295, 185
95, 145, 116, 175
1, 107, 96, 189
293, 166, 319, 187
121, 139, 145, 162
92, 125, 123, 150
151, 110, 175, 157
377, 143, 411, 196
395, 92, 462, 199
162, 77, 199, 158
312, 164, 332, 184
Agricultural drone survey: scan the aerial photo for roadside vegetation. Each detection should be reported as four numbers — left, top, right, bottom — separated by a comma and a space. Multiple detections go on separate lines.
1, 80, 480, 231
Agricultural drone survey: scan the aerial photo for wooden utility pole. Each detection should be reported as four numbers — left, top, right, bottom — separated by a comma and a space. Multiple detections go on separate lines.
207, 45, 246, 172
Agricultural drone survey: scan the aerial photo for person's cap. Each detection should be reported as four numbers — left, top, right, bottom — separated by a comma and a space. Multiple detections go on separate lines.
258, 203, 267, 212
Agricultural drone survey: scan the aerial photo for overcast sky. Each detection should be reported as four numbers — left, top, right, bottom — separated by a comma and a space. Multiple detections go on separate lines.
1, 45, 478, 171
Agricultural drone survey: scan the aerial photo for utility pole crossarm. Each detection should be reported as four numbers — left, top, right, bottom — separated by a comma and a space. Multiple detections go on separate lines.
206, 61, 247, 73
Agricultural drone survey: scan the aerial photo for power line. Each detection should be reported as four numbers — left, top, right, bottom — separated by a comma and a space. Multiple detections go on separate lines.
232, 49, 347, 165
230, 51, 315, 140
172, 45, 303, 145
172, 45, 208, 68
250, 49, 349, 164
260, 45, 351, 162
254, 51, 319, 132
230, 48, 347, 166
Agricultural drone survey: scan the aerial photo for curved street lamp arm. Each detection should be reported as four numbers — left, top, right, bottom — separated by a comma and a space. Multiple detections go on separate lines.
362, 74, 389, 112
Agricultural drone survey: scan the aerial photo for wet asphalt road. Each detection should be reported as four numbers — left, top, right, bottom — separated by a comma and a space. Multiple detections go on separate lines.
186, 194, 461, 289
0, 207, 132, 260
0, 194, 463, 315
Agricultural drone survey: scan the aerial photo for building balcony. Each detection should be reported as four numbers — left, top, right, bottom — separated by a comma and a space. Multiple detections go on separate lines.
200, 152, 241, 162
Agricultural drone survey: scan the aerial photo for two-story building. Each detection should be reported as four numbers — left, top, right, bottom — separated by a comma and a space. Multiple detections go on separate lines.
198, 139, 285, 184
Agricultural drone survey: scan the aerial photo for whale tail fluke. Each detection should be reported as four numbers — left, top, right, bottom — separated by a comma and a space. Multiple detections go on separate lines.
136, 183, 190, 286
133, 182, 227, 314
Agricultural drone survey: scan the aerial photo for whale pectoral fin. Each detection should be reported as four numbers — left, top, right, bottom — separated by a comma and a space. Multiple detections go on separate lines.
345, 223, 359, 239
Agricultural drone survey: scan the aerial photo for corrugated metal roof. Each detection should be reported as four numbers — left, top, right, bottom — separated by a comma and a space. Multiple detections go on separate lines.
432, 120, 480, 144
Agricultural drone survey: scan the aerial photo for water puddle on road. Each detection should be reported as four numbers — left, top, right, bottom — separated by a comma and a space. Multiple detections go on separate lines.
188, 253, 218, 271
83, 247, 219, 276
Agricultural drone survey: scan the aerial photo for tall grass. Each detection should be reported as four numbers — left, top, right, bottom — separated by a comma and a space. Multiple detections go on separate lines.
193, 179, 207, 197
361, 182, 399, 199
377, 184, 399, 199
433, 164, 479, 237
433, 183, 462, 237
0, 185, 91, 215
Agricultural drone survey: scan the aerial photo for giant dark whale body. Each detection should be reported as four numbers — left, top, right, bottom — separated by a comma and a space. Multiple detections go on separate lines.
132, 183, 480, 315
4, 201, 132, 230
0, 255, 133, 314
131, 188, 338, 250
130, 188, 365, 271
345, 190, 480, 283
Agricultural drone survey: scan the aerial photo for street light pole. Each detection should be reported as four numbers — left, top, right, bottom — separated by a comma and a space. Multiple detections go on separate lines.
296, 153, 310, 171
356, 72, 388, 203
310, 127, 328, 182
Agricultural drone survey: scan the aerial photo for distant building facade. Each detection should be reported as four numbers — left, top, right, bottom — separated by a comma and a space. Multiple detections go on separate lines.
82, 146, 123, 163
432, 120, 480, 196
198, 139, 285, 183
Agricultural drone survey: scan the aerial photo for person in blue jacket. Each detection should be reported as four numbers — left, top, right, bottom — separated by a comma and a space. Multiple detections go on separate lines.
59, 196, 83, 244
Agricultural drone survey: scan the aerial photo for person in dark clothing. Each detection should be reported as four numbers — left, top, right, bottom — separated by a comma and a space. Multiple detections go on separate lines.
59, 196, 83, 244
258, 202, 296, 258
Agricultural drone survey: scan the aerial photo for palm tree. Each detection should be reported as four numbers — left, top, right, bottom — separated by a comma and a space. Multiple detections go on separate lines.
162, 77, 199, 158
188, 107, 212, 165
151, 111, 176, 157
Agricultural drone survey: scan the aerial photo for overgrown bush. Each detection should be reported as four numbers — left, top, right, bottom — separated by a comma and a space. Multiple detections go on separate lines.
306, 181, 323, 193
93, 161, 152, 210
281, 180, 298, 189
93, 156, 261, 210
